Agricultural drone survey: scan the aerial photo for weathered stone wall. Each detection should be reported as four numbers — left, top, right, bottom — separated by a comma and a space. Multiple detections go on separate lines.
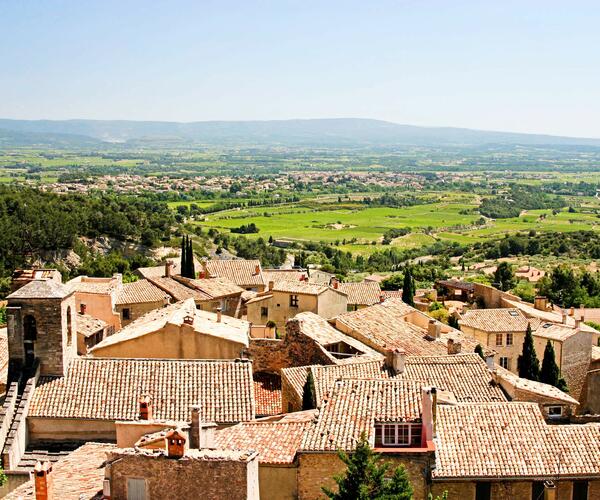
583, 369, 600, 414
559, 330, 593, 403
297, 452, 431, 500
108, 452, 259, 500
116, 300, 165, 327
259, 464, 297, 500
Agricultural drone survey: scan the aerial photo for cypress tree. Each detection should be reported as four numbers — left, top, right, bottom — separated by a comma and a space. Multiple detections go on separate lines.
302, 370, 315, 410
517, 323, 540, 381
188, 238, 196, 279
474, 344, 485, 360
540, 340, 568, 392
180, 235, 187, 277
402, 268, 415, 307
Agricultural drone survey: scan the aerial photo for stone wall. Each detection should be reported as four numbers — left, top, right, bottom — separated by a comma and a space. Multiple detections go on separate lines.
259, 464, 297, 500
297, 451, 432, 500
108, 451, 259, 500
559, 330, 593, 403
583, 369, 600, 414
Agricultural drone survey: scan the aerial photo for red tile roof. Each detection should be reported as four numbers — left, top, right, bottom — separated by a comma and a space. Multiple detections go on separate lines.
253, 372, 282, 416
116, 279, 170, 305
205, 259, 265, 288
338, 282, 382, 306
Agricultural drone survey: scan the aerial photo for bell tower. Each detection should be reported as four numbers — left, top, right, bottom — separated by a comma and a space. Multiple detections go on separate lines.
6, 279, 77, 377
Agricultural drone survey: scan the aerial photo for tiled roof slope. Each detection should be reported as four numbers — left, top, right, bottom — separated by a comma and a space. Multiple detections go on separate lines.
4, 442, 115, 500
434, 402, 600, 479
148, 277, 210, 301
206, 259, 265, 288
459, 308, 541, 333
309, 354, 506, 404
253, 372, 282, 416
29, 358, 255, 424
7, 280, 71, 300
116, 279, 170, 305
534, 322, 580, 342
215, 421, 308, 464
273, 281, 332, 295
263, 270, 308, 285
281, 365, 318, 403
302, 379, 423, 451
76, 313, 107, 338
185, 277, 245, 298
338, 282, 382, 306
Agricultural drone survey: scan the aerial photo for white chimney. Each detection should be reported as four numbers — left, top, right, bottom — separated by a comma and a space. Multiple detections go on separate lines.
421, 386, 437, 441
485, 354, 495, 371
392, 348, 406, 374
562, 311, 568, 325
216, 307, 222, 323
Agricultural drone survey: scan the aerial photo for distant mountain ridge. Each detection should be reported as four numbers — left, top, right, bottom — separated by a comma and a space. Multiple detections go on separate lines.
0, 118, 599, 147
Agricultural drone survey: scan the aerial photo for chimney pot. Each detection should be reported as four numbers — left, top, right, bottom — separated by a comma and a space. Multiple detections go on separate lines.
379, 294, 385, 303
139, 395, 152, 420
165, 429, 187, 459
254, 264, 260, 275
391, 348, 406, 374
333, 279, 338, 290
165, 260, 173, 278
268, 280, 274, 291
34, 461, 53, 500
569, 306, 575, 317
447, 338, 462, 355
80, 303, 87, 315
216, 307, 222, 323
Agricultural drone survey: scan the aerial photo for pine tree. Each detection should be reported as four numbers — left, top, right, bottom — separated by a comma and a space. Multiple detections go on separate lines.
517, 323, 540, 381
180, 235, 187, 277
302, 370, 315, 410
322, 432, 413, 500
474, 344, 485, 360
402, 268, 415, 307
540, 340, 568, 392
448, 315, 460, 329
187, 238, 196, 278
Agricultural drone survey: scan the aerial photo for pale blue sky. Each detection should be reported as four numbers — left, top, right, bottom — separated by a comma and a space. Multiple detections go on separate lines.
1, 0, 599, 137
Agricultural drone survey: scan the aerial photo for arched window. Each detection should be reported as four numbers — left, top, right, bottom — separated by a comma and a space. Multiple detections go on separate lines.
66, 306, 73, 346
24, 315, 37, 341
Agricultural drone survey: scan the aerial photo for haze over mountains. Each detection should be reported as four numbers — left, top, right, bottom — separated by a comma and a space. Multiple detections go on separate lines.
0, 118, 599, 148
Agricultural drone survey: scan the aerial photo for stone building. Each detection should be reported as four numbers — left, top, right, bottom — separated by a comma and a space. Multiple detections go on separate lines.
115, 278, 170, 326
90, 299, 249, 360
75, 310, 109, 354
246, 281, 348, 329
203, 259, 266, 292
337, 280, 382, 311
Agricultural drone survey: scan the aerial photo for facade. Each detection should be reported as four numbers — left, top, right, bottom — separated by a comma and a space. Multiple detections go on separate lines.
90, 299, 249, 360
246, 281, 348, 328
76, 312, 109, 354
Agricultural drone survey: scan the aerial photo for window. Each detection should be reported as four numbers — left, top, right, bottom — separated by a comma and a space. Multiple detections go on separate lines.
122, 308, 130, 320
495, 333, 503, 346
261, 307, 268, 317
127, 478, 147, 500
380, 423, 421, 447
573, 481, 588, 500
547, 406, 563, 419
475, 482, 491, 500
532, 481, 545, 500
500, 357, 510, 370
66, 306, 73, 346
289, 294, 299, 307
506, 333, 513, 346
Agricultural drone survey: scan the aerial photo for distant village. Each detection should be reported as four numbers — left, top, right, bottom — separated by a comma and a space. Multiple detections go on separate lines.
0, 253, 599, 499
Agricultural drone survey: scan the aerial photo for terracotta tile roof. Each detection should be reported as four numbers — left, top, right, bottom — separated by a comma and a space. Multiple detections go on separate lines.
253, 372, 282, 416
382, 290, 403, 299
216, 420, 308, 464
338, 282, 382, 306
272, 281, 333, 296
308, 354, 506, 405
29, 358, 255, 424
534, 322, 580, 342
76, 313, 107, 338
434, 402, 600, 479
263, 269, 308, 285
335, 299, 449, 356
459, 308, 541, 333
301, 379, 423, 451
111, 446, 258, 462
294, 312, 382, 362
148, 277, 210, 302
205, 259, 265, 288
66, 276, 119, 295
281, 365, 317, 403
437, 279, 475, 292
116, 279, 170, 305
4, 442, 115, 500
7, 280, 71, 300
135, 257, 202, 279
493, 365, 579, 405
91, 299, 249, 351
185, 277, 245, 298
363, 274, 385, 283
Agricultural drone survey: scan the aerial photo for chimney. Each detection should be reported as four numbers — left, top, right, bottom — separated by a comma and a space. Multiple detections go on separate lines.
268, 280, 274, 291
534, 296, 548, 311
391, 348, 406, 374
575, 318, 581, 329
421, 387, 437, 441
165, 260, 173, 278
190, 405, 201, 449
216, 307, 222, 323
569, 306, 575, 317
34, 461, 53, 500
80, 303, 87, 315
254, 264, 260, 276
139, 395, 152, 420
427, 320, 440, 339
183, 314, 194, 325
379, 294, 385, 303
447, 338, 462, 355
201, 260, 209, 278
485, 354, 495, 371
543, 481, 556, 500
562, 311, 568, 325
332, 278, 339, 290
165, 429, 187, 459
580, 303, 585, 322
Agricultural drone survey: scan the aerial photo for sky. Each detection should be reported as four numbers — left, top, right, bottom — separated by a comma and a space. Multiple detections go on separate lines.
1, 0, 599, 137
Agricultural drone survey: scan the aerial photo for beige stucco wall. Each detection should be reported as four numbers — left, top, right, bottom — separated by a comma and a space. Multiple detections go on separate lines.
116, 300, 166, 327
74, 292, 121, 330
315, 288, 348, 320
460, 325, 524, 373
28, 417, 116, 442
91, 323, 247, 360
259, 464, 297, 500
115, 421, 184, 448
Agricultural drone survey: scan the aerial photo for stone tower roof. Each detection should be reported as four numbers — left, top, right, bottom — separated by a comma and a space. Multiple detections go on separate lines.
7, 279, 71, 300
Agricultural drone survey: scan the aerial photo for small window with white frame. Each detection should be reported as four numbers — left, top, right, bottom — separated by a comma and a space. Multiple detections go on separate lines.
499, 357, 510, 370
547, 405, 563, 418
379, 423, 422, 447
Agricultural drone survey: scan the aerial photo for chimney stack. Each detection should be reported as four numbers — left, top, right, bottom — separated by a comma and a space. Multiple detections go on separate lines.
332, 278, 339, 289
485, 354, 495, 371
190, 405, 201, 449
80, 303, 87, 315
427, 320, 440, 339
447, 338, 462, 355
202, 260, 209, 278
569, 307, 575, 317
379, 294, 385, 303
216, 307, 222, 323
421, 387, 437, 442
254, 264, 260, 276
165, 429, 187, 459
165, 260, 173, 278
190, 405, 217, 450
183, 314, 194, 325
543, 481, 556, 500
268, 280, 274, 291
575, 318, 581, 329
534, 296, 548, 311
34, 461, 53, 500
390, 348, 406, 374
580, 303, 585, 322
562, 311, 568, 325
139, 395, 152, 420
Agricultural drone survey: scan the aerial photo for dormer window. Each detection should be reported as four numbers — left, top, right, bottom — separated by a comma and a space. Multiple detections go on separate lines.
376, 422, 422, 447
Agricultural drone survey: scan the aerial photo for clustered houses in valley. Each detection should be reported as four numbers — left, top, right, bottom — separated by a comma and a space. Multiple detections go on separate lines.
1, 262, 600, 499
